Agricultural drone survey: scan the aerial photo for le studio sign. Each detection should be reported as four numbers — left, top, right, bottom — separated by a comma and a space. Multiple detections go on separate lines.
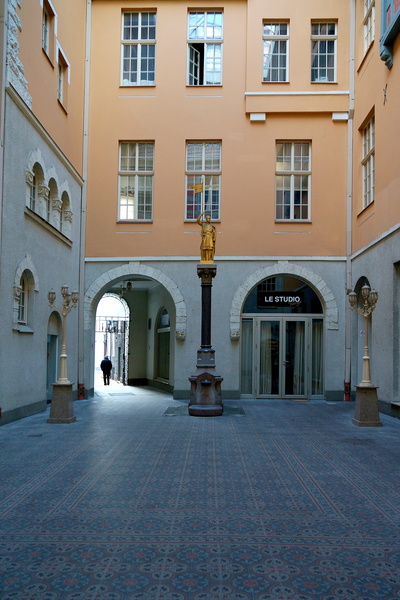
257, 291, 304, 308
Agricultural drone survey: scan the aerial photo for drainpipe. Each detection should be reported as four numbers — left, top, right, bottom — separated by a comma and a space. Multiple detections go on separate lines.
0, 0, 8, 293
344, 0, 356, 401
77, 0, 92, 399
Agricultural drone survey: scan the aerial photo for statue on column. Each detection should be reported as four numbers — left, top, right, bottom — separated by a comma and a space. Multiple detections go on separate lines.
196, 212, 216, 263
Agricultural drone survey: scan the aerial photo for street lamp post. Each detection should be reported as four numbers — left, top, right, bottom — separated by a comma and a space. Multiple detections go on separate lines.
348, 284, 381, 426
47, 285, 79, 423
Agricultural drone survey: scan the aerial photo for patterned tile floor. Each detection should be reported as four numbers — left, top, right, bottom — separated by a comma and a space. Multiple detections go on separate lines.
1, 378, 400, 599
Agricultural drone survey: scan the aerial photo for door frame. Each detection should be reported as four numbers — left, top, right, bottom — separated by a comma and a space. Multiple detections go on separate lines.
241, 314, 324, 399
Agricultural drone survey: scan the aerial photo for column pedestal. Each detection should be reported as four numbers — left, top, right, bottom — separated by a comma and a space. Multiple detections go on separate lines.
188, 349, 223, 416
352, 385, 382, 427
47, 382, 76, 424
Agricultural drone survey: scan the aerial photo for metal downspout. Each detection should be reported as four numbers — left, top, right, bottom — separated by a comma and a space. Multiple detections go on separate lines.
345, 0, 356, 400
0, 0, 8, 290
78, 0, 92, 398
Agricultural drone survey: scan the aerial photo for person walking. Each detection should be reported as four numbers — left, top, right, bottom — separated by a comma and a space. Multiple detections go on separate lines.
100, 356, 112, 385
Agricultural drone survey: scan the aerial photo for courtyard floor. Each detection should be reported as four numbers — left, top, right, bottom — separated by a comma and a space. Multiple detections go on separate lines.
1, 377, 400, 599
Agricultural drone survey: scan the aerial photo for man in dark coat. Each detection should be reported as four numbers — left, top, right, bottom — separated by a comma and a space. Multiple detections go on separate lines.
100, 356, 112, 385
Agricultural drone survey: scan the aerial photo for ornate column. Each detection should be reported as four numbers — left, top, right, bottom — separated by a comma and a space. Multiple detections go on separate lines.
188, 264, 223, 417
348, 284, 381, 427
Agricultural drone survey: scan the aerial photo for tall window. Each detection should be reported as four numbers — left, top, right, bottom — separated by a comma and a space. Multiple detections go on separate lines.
362, 116, 375, 208
119, 142, 154, 221
188, 11, 223, 85
42, 0, 56, 59
18, 274, 27, 324
42, 5, 50, 53
29, 173, 36, 212
364, 0, 375, 52
263, 22, 289, 82
275, 142, 311, 221
121, 12, 156, 85
311, 22, 337, 82
186, 142, 221, 220
57, 47, 69, 107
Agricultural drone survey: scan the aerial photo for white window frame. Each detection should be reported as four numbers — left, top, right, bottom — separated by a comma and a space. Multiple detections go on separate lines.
275, 142, 311, 222
311, 22, 337, 82
185, 141, 221, 220
118, 142, 154, 221
121, 12, 156, 86
364, 0, 375, 53
56, 43, 70, 107
41, 0, 57, 59
187, 11, 223, 86
362, 116, 375, 209
262, 22, 289, 82
18, 273, 27, 324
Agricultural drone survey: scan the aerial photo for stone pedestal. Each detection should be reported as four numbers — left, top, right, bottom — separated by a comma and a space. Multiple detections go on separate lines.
47, 382, 76, 424
189, 349, 223, 416
352, 385, 382, 427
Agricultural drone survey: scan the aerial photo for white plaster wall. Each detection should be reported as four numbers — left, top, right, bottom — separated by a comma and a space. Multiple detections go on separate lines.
0, 96, 82, 417
84, 258, 346, 400
351, 231, 400, 405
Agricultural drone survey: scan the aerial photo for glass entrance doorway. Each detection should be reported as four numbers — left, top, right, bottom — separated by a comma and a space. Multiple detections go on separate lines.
259, 318, 306, 398
240, 276, 324, 399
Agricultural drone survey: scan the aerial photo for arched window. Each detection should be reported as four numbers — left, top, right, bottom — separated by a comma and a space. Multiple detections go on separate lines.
60, 191, 72, 237
26, 162, 45, 214
18, 273, 27, 323
48, 178, 58, 224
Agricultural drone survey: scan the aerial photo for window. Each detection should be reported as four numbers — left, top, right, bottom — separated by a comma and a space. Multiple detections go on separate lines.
311, 22, 337, 82
188, 11, 223, 85
263, 22, 289, 82
362, 116, 375, 208
380, 0, 400, 67
185, 142, 221, 220
275, 142, 311, 221
57, 46, 69, 107
28, 173, 37, 212
42, 0, 56, 60
119, 142, 154, 220
42, 4, 50, 53
364, 0, 375, 52
121, 12, 156, 85
18, 274, 27, 324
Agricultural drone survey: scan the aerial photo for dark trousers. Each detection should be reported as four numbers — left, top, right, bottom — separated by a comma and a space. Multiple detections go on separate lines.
103, 371, 110, 385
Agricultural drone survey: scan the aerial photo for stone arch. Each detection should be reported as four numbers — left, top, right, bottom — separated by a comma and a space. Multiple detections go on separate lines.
85, 263, 187, 340
230, 261, 338, 339
26, 148, 45, 175
14, 254, 39, 292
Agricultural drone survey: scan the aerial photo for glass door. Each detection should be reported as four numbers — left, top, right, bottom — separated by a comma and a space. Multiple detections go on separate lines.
284, 320, 306, 397
259, 320, 280, 396
256, 318, 308, 399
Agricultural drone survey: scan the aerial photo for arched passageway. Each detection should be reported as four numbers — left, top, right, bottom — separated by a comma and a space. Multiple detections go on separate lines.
84, 264, 187, 397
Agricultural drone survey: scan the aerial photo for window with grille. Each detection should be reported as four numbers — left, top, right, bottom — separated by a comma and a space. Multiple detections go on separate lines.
275, 142, 311, 221
364, 0, 375, 52
311, 22, 337, 82
362, 116, 375, 208
119, 142, 154, 221
121, 12, 156, 85
263, 22, 289, 82
188, 11, 223, 85
185, 142, 221, 220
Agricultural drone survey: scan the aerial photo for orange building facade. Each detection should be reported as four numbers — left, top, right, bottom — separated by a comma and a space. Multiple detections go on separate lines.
84, 0, 351, 402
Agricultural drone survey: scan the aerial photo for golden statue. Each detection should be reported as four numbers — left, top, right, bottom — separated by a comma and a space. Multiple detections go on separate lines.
196, 212, 216, 263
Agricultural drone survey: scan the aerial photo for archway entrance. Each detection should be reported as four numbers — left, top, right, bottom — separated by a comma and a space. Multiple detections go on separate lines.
95, 294, 129, 385
241, 276, 324, 399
